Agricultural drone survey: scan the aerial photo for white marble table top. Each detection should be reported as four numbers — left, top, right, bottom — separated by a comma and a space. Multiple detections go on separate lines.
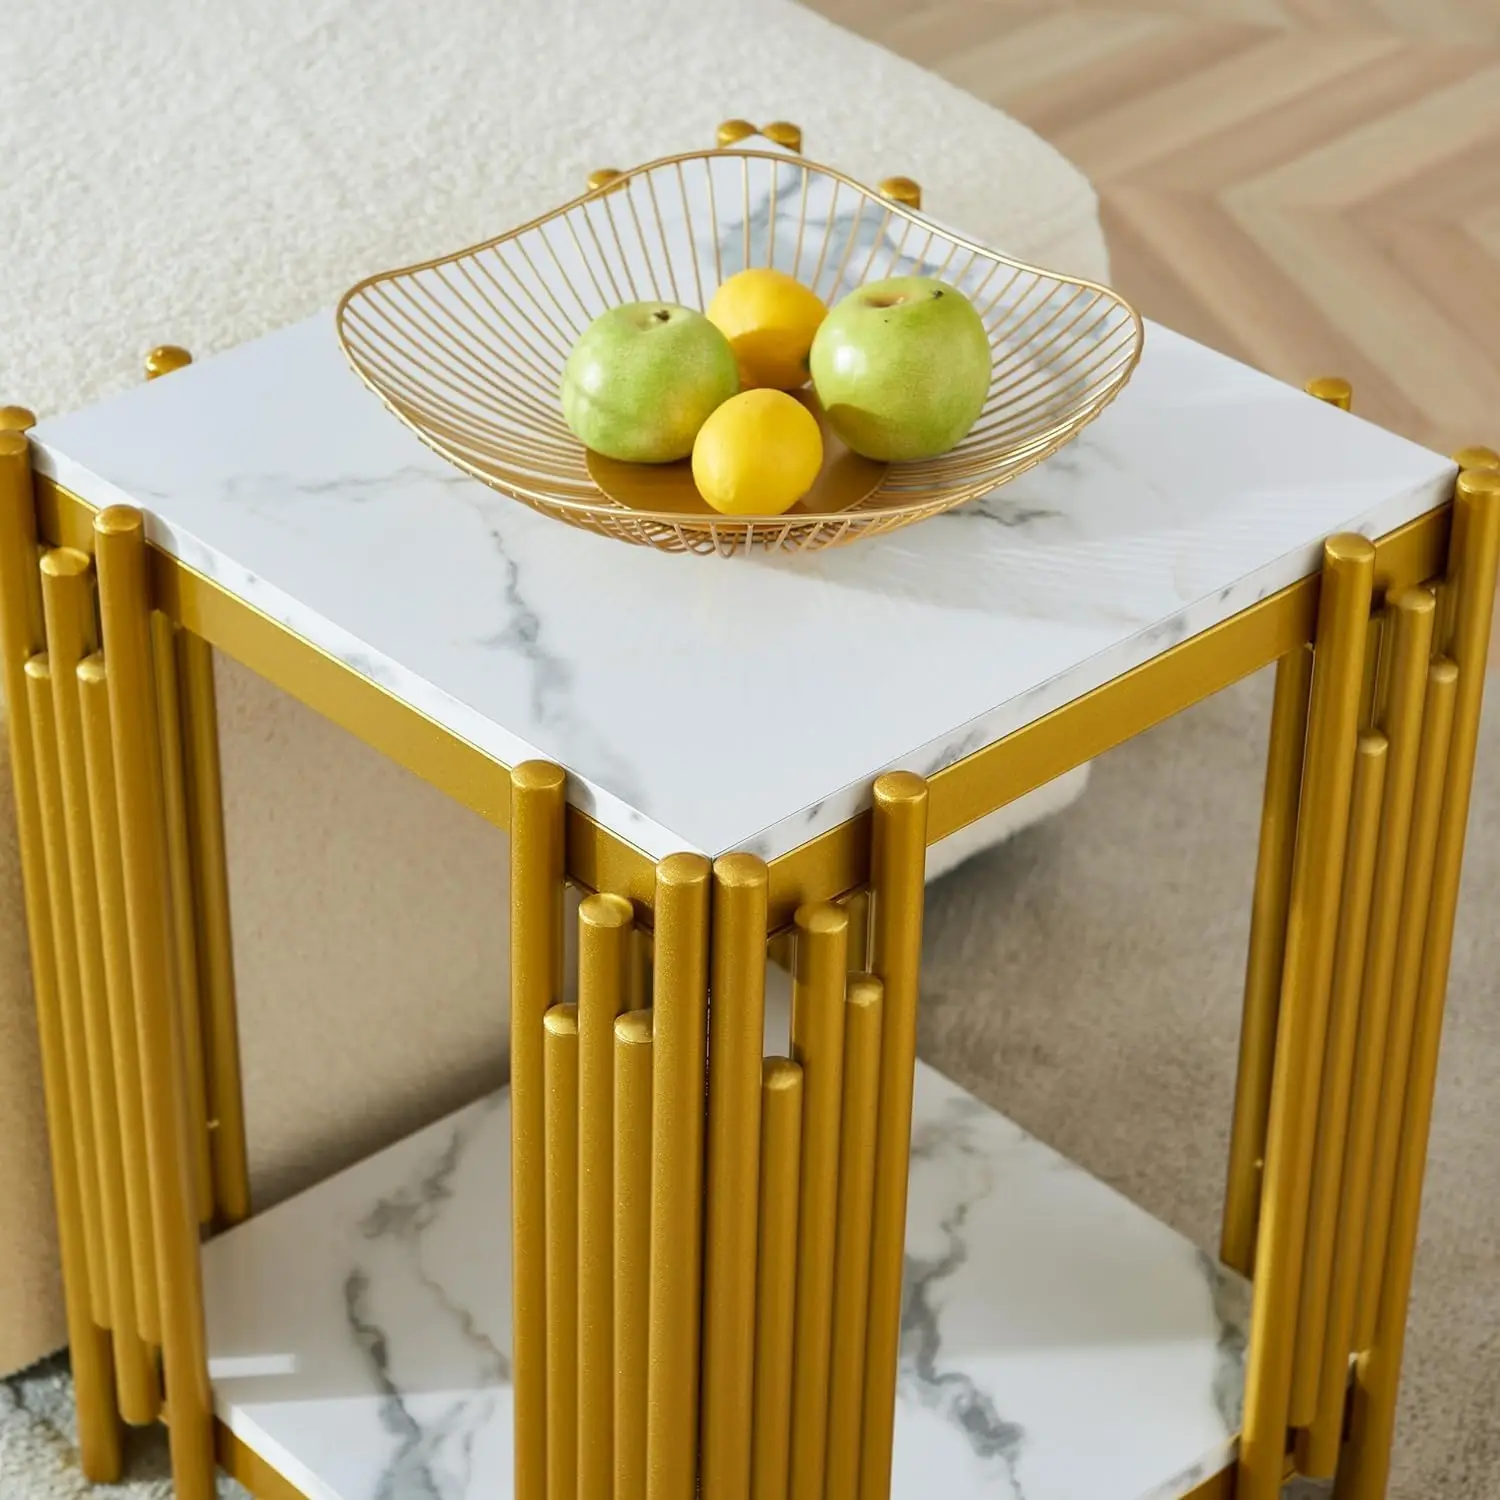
33, 290, 1452, 862
203, 1061, 1248, 1500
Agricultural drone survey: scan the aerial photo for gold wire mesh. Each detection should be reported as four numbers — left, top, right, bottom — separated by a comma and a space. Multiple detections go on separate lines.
336, 148, 1144, 557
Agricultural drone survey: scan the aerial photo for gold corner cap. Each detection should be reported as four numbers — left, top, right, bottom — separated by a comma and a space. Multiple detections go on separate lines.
1451, 445, 1499, 472
713, 851, 769, 889
39, 546, 92, 579
145, 345, 193, 379
879, 176, 921, 209
95, 505, 143, 538
579, 891, 634, 929
511, 759, 567, 792
614, 1009, 654, 1045
873, 769, 928, 806
657, 850, 713, 888
1305, 376, 1353, 409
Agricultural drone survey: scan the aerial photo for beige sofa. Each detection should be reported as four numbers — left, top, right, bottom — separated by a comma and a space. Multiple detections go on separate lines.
0, 0, 1109, 1375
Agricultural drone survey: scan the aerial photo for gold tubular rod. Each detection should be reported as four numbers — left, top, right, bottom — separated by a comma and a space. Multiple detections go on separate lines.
751, 1059, 804, 1500
1222, 644, 1313, 1274
1353, 661, 1460, 1350
824, 974, 885, 1500
843, 887, 872, 973
878, 177, 922, 211
152, 611, 213, 1223
94, 505, 215, 1500
1238, 535, 1375, 1500
1302, 591, 1435, 1474
544, 1003, 580, 1500
859, 772, 929, 1500
25, 656, 112, 1323
510, 761, 567, 1500
40, 554, 160, 1425
578, 892, 633, 1500
1341, 472, 1500, 1500
788, 901, 849, 1500
1305, 375, 1353, 410
702, 853, 769, 1500
0, 434, 121, 1480
615, 1009, 654, 1500
647, 852, 712, 1500
178, 630, 249, 1226
1289, 730, 1388, 1444
79, 656, 161, 1348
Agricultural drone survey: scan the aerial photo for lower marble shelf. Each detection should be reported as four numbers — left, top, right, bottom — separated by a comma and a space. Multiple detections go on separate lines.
203, 1059, 1249, 1500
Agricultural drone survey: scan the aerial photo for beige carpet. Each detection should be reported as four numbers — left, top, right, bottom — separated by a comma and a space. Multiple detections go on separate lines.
5, 665, 1497, 1497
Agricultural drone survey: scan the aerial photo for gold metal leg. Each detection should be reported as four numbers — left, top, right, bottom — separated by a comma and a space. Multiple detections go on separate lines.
824, 974, 885, 1500
79, 655, 162, 1350
647, 853, 711, 1500
788, 902, 849, 1500
0, 433, 122, 1480
1239, 535, 1375, 1500
751, 1058, 804, 1500
614, 1009, 654, 1500
25, 654, 112, 1329
1353, 662, 1458, 1351
859, 772, 929, 1500
94, 505, 215, 1500
578, 893, 633, 1500
1302, 589, 1435, 1473
510, 761, 567, 1500
1290, 730, 1387, 1453
152, 611, 214, 1224
1338, 470, 1500, 1499
1222, 645, 1313, 1275
544, 1003, 580, 1500
39, 552, 160, 1425
178, 629, 250, 1227
702, 853, 770, 1500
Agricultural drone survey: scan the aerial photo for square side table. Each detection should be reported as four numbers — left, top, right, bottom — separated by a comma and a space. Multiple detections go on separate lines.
1, 134, 1494, 1500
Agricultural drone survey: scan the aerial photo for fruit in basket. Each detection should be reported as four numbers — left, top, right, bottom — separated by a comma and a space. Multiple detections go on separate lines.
561, 302, 738, 463
692, 390, 823, 516
809, 276, 991, 461
706, 268, 829, 391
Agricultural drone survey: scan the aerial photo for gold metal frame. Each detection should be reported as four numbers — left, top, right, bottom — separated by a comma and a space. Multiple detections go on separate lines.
4, 131, 1496, 1500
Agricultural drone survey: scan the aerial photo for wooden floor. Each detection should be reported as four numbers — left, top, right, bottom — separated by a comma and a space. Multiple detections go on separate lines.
808, 0, 1500, 460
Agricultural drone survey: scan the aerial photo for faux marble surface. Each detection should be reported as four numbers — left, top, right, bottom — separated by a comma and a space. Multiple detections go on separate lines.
33, 168, 1453, 860
202, 1057, 1248, 1500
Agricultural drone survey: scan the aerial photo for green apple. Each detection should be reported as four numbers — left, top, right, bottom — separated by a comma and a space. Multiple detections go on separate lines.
560, 302, 738, 463
809, 276, 991, 461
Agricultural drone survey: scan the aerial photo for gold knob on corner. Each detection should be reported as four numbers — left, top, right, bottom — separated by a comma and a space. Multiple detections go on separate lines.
587, 167, 624, 193
880, 176, 922, 211
0, 405, 37, 433
1305, 376, 1352, 411
146, 345, 193, 380
1452, 445, 1500, 473
762, 121, 802, 153
717, 119, 758, 148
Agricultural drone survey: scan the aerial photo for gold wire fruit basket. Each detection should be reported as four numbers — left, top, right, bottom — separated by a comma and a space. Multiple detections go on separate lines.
336, 147, 1144, 557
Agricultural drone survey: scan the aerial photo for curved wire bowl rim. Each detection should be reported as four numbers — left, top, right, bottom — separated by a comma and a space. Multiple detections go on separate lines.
335, 146, 1146, 533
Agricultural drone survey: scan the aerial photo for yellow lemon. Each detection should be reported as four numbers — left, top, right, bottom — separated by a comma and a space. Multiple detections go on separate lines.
706, 268, 828, 390
692, 390, 824, 516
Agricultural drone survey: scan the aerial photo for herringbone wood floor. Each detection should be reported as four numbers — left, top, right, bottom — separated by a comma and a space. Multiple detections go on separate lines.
809, 0, 1500, 460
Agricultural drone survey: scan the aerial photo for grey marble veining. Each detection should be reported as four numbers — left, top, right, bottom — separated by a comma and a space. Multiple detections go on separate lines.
203, 1050, 1248, 1500
32, 152, 1454, 861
